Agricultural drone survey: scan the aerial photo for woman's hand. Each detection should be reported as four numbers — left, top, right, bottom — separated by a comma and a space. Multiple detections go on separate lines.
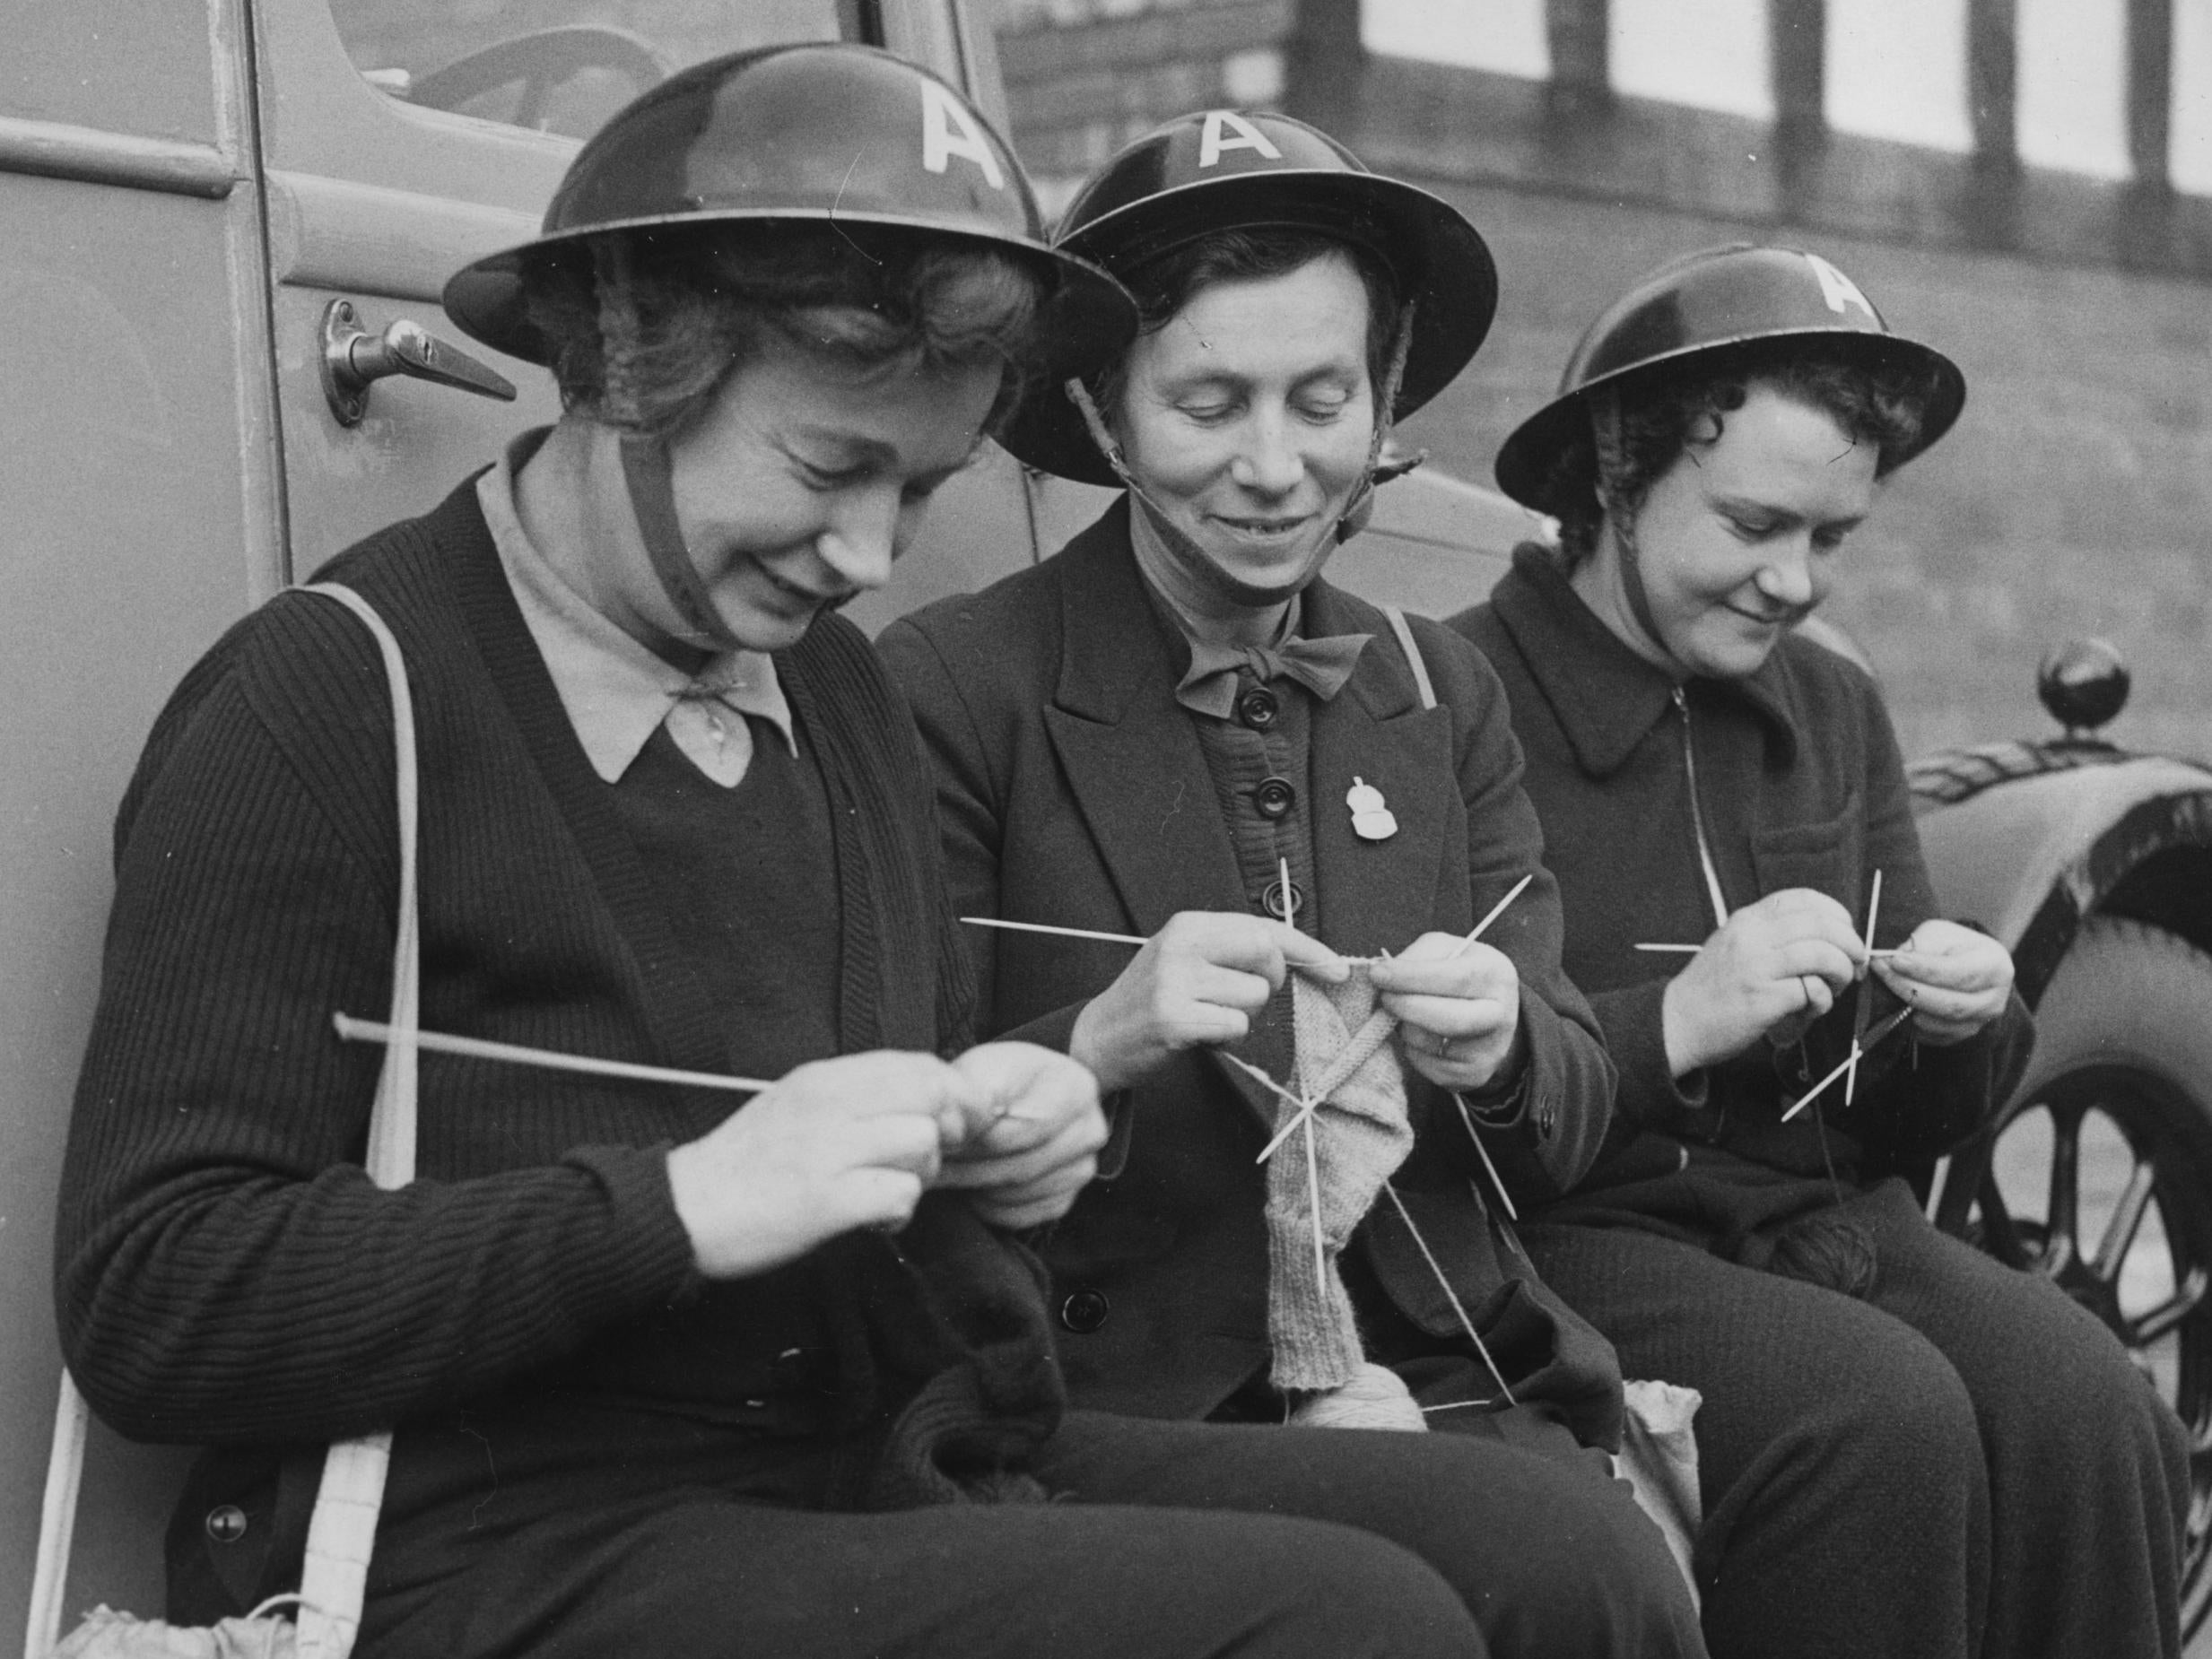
1372, 933, 1522, 1091
1660, 889, 1865, 1076
1068, 911, 1347, 1095
1874, 920, 2014, 1045
665, 1051, 962, 1280
936, 1042, 1109, 1229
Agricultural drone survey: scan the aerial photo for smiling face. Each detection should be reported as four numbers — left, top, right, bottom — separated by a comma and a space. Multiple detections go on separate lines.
1579, 381, 1880, 680
1111, 252, 1376, 608
625, 326, 1000, 657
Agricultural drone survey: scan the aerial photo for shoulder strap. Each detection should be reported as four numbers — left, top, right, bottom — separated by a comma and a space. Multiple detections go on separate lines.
24, 584, 420, 1659
1384, 604, 1437, 712
291, 583, 419, 1659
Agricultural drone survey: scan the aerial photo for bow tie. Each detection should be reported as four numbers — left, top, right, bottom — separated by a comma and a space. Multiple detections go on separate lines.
1175, 633, 1372, 719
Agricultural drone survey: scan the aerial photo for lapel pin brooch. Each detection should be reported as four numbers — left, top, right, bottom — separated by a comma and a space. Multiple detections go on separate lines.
1345, 776, 1398, 841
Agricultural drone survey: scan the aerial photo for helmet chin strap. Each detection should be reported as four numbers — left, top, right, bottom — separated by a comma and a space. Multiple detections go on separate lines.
1059, 299, 1426, 602
596, 233, 744, 657
617, 431, 745, 656
1589, 388, 1679, 674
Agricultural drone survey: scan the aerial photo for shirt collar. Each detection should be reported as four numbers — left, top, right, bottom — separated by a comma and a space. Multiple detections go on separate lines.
477, 432, 796, 785
1490, 543, 1801, 777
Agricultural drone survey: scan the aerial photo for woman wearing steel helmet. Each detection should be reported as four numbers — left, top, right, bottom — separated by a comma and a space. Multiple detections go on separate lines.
883, 110, 1704, 1659
56, 50, 1516, 1659
1451, 244, 2188, 1659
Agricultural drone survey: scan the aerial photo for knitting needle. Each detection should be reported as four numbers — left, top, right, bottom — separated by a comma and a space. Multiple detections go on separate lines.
1843, 871, 1884, 1107
1249, 875, 1538, 1168
1233, 1055, 1327, 1164
961, 916, 1147, 947
335, 1014, 774, 1093
1450, 873, 1534, 959
1269, 862, 1328, 1294
1382, 1180, 1516, 1405
335, 1013, 1050, 1128
1635, 942, 1900, 956
1454, 1093, 1519, 1221
1305, 1100, 1328, 1295
1778, 1005, 1913, 1122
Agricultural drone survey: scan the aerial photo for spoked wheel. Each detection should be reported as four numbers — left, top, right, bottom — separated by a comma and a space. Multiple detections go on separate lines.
1935, 916, 2212, 1637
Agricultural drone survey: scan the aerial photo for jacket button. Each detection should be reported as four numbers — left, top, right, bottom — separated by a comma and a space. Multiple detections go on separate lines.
768, 1345, 816, 1388
1252, 776, 1296, 820
205, 1505, 248, 1544
1059, 1289, 1110, 1333
1237, 687, 1279, 730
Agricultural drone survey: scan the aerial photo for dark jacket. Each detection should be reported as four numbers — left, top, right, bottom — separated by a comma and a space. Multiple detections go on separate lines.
57, 477, 1053, 1612
1451, 546, 2033, 1220
880, 502, 1624, 1442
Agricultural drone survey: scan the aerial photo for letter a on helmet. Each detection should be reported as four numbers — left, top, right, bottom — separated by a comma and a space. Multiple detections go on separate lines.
921, 80, 1006, 189
1197, 110, 1284, 168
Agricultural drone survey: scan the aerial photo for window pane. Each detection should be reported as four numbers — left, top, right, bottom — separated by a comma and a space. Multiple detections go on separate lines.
1363, 0, 1550, 79
2173, 0, 2212, 194
1826, 0, 1971, 151
332, 0, 842, 143
1611, 0, 1772, 119
2016, 0, 2130, 178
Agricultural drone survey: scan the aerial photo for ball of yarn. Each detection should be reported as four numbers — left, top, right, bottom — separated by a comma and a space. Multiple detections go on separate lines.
1289, 1361, 1428, 1432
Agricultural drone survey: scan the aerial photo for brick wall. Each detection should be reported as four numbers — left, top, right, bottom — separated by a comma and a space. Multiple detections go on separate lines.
993, 0, 1293, 202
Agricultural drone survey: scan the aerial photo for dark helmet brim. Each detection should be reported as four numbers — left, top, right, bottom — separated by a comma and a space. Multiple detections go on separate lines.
443, 215, 1133, 387
440, 42, 1136, 387
997, 169, 1496, 484
1493, 245, 1967, 514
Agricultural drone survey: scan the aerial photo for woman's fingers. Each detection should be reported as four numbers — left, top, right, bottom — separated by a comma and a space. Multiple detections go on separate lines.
825, 1166, 927, 1235
1271, 924, 1350, 985
1384, 993, 1514, 1042
1772, 935, 1861, 993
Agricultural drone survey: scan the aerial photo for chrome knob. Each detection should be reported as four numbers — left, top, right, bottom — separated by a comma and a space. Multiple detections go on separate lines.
320, 298, 517, 427
2036, 637, 2129, 737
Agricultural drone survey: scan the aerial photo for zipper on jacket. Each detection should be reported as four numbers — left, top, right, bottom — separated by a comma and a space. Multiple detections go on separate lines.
1675, 687, 1730, 931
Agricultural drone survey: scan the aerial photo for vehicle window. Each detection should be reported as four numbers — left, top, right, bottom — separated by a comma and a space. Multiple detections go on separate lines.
331, 0, 844, 142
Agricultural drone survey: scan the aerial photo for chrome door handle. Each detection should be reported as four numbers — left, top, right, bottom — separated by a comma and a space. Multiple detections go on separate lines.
320, 297, 517, 426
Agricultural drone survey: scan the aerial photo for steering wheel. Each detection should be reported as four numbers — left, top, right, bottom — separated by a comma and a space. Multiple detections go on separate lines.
408, 26, 671, 134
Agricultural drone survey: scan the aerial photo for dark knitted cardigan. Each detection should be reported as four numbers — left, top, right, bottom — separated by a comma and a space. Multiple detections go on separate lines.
54, 477, 1059, 1562
1451, 547, 2033, 1220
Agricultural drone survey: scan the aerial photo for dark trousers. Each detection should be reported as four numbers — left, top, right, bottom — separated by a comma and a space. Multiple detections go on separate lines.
358, 1405, 1704, 1659
1525, 1177, 2189, 1659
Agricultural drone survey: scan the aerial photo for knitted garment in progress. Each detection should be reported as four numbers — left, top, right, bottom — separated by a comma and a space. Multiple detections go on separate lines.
1263, 966, 1413, 1394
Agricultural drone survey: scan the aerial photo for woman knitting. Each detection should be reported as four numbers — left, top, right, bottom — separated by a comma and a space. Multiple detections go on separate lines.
1450, 243, 2188, 1659
881, 109, 1703, 1659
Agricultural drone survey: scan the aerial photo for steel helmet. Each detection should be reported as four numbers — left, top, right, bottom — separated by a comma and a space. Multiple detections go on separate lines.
443, 42, 1133, 381
1494, 243, 1966, 514
997, 109, 1498, 484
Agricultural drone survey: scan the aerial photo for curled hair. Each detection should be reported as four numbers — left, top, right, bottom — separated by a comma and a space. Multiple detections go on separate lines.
1089, 227, 1402, 419
522, 224, 1047, 439
1546, 341, 1948, 570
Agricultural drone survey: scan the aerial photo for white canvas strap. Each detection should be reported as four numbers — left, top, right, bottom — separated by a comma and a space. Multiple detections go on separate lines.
24, 583, 420, 1659
292, 583, 419, 1659
1383, 605, 1437, 712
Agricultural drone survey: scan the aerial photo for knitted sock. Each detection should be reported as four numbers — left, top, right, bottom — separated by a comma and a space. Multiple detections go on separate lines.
1263, 966, 1415, 1394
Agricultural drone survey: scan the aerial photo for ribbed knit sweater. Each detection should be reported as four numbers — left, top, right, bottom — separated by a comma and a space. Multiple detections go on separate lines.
54, 475, 987, 1451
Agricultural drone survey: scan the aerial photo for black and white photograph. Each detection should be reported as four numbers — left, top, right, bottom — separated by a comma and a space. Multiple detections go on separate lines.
2, 3, 2207, 1656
